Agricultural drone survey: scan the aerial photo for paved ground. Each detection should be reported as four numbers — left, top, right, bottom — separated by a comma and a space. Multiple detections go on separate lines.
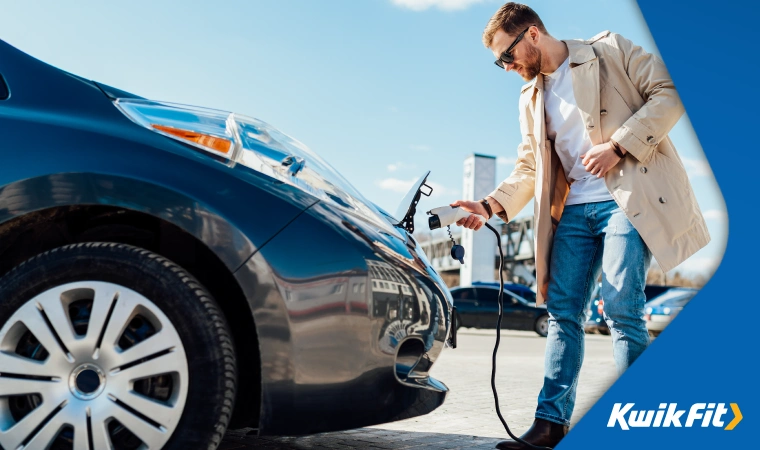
221, 329, 619, 449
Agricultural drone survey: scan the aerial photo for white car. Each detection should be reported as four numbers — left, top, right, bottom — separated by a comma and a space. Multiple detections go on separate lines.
644, 288, 698, 336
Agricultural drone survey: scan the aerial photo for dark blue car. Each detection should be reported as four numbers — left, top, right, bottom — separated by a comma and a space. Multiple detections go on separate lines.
0, 40, 454, 449
472, 281, 538, 304
451, 283, 549, 337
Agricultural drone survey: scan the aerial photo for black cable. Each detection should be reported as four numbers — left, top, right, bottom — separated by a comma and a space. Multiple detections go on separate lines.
485, 222, 553, 450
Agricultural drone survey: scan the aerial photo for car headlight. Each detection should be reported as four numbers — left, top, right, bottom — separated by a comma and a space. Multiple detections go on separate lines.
115, 99, 395, 232
645, 307, 652, 314
663, 307, 671, 315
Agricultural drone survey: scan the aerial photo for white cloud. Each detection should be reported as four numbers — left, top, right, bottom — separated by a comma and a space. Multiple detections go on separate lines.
703, 209, 728, 222
409, 144, 431, 152
681, 157, 713, 178
391, 0, 488, 11
387, 161, 417, 172
377, 177, 416, 193
427, 181, 456, 197
497, 156, 516, 166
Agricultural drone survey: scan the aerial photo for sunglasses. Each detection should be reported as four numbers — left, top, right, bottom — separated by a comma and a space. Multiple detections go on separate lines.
494, 27, 531, 69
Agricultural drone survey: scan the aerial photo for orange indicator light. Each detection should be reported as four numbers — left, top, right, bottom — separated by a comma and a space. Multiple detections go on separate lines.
152, 124, 232, 154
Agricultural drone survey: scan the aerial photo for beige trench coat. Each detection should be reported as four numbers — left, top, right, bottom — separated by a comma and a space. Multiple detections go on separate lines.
487, 31, 711, 305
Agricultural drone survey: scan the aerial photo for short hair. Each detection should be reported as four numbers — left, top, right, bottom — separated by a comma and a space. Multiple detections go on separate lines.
482, 2, 549, 49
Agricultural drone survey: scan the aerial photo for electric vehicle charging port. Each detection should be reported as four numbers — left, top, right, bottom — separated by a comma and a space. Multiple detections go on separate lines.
395, 338, 433, 383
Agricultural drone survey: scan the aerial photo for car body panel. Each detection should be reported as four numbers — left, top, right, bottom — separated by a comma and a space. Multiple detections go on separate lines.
0, 173, 316, 272
234, 201, 451, 435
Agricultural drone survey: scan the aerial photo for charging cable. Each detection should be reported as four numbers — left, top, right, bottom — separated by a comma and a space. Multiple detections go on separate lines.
484, 222, 553, 450
426, 205, 555, 449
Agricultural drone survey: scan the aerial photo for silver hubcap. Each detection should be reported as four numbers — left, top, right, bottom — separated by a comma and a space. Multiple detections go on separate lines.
539, 317, 548, 334
69, 363, 107, 401
0, 281, 189, 449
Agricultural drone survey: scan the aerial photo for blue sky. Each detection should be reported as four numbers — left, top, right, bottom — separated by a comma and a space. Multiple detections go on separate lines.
2, 0, 726, 279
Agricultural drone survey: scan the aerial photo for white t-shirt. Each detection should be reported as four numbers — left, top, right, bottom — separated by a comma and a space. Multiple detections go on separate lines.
543, 57, 612, 206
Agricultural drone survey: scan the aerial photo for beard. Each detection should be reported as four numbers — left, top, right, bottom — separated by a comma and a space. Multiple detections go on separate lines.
514, 43, 542, 81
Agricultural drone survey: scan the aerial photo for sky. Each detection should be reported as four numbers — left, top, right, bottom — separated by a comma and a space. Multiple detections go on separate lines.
1, 0, 727, 279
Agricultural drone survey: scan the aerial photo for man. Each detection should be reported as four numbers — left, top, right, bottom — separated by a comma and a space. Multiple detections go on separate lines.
451, 3, 710, 449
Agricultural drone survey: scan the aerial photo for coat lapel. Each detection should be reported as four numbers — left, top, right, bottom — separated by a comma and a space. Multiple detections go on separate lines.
532, 75, 545, 157
566, 40, 602, 145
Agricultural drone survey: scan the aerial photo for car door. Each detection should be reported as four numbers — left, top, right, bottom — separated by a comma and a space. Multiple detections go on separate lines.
475, 287, 518, 329
451, 288, 478, 328
506, 292, 539, 331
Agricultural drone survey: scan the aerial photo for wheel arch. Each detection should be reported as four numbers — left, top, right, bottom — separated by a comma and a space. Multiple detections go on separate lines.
0, 173, 262, 269
0, 201, 263, 428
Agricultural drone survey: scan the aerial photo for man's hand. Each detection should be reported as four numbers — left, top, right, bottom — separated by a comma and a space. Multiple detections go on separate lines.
449, 200, 487, 231
581, 142, 624, 178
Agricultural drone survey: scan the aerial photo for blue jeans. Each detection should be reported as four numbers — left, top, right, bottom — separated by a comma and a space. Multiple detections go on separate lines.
535, 200, 652, 426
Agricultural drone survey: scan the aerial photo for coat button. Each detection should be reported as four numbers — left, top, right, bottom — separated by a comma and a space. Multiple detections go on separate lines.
640, 167, 647, 173
600, 109, 608, 115
647, 136, 656, 144
659, 197, 666, 204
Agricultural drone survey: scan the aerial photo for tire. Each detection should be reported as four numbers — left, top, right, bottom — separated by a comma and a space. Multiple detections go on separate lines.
0, 243, 236, 450
534, 314, 549, 337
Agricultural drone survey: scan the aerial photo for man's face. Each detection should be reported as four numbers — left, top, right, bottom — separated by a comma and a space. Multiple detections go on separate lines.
491, 28, 542, 81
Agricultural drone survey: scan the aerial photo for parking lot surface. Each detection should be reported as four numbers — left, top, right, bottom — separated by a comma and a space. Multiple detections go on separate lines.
221, 329, 618, 449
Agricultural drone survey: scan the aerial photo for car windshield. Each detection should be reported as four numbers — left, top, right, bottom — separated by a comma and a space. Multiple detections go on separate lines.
647, 289, 698, 307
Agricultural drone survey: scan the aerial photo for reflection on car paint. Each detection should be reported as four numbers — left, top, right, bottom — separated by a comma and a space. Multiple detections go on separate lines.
371, 260, 426, 355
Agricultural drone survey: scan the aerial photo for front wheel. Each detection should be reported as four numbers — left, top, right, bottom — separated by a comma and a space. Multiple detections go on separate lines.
534, 315, 549, 337
0, 243, 236, 450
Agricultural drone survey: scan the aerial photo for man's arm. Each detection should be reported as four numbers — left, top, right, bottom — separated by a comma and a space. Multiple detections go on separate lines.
486, 117, 537, 223
608, 33, 685, 163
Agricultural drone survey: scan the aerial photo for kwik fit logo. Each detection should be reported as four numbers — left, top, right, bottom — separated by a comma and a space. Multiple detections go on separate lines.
608, 403, 742, 430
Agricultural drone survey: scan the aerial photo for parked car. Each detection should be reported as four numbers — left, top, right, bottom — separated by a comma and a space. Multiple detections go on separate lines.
451, 284, 549, 337
0, 40, 454, 450
584, 284, 680, 335
472, 280, 538, 304
644, 288, 698, 336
